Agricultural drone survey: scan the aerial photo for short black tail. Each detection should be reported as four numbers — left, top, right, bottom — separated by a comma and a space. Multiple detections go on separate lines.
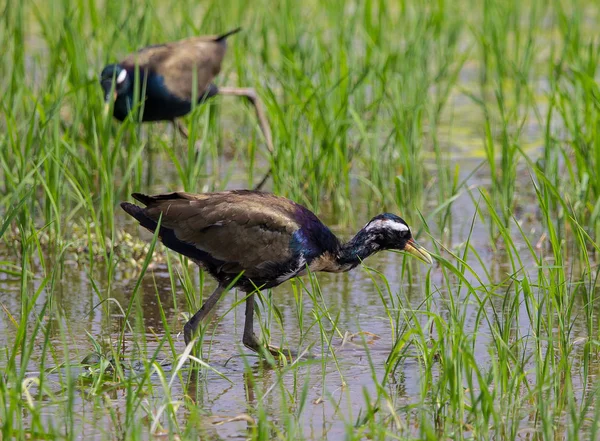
120, 202, 159, 233
215, 27, 242, 42
121, 202, 219, 266
132, 192, 189, 206
131, 193, 155, 206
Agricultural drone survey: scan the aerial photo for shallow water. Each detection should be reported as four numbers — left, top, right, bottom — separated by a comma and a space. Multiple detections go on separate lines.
3, 146, 582, 440
0, 61, 595, 439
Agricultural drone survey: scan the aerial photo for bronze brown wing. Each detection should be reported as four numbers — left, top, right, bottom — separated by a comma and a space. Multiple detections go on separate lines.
131, 191, 302, 278
153, 37, 227, 101
119, 39, 223, 102
119, 29, 241, 102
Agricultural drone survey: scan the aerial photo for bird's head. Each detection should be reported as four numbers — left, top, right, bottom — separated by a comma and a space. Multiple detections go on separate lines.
364, 213, 433, 264
100, 64, 131, 104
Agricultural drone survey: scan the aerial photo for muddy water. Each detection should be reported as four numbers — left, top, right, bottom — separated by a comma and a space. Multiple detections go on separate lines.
0, 92, 591, 439
0, 225, 437, 439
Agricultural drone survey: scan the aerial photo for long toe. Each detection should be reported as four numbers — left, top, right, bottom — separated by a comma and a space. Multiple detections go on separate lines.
267, 345, 298, 360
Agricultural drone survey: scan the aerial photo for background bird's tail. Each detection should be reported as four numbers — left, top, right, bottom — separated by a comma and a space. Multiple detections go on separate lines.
214, 27, 242, 42
131, 192, 156, 206
131, 192, 190, 205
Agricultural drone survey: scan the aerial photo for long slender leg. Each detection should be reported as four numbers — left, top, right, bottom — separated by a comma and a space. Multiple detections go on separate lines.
252, 169, 271, 192
252, 170, 272, 191
218, 87, 274, 190
184, 285, 227, 345
241, 292, 294, 359
241, 293, 262, 352
173, 120, 189, 139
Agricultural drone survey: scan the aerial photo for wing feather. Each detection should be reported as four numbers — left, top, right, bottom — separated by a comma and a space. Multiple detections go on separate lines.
159, 38, 226, 101
120, 37, 227, 101
118, 30, 240, 102
140, 192, 301, 277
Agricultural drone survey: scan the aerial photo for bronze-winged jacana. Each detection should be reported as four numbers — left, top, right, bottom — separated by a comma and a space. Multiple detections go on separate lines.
100, 28, 274, 188
121, 191, 432, 357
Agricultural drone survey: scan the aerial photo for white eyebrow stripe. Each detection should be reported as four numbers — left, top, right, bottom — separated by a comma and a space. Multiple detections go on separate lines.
365, 219, 409, 232
116, 69, 127, 84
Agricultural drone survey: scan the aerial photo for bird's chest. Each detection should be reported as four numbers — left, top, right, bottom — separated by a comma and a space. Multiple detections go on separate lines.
113, 96, 191, 122
274, 254, 308, 285
140, 74, 217, 121
141, 95, 192, 121
274, 250, 350, 284
144, 77, 192, 120
114, 81, 192, 122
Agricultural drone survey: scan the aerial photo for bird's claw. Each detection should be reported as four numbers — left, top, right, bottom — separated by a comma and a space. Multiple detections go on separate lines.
266, 344, 296, 360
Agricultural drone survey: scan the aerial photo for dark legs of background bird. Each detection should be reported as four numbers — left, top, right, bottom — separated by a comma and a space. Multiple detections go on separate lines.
173, 120, 190, 139
183, 285, 227, 345
170, 87, 273, 190
218, 87, 273, 153
218, 87, 274, 191
145, 132, 155, 189
252, 169, 271, 191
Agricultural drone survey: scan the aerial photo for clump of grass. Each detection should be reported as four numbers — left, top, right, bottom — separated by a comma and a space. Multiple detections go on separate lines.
4, 0, 600, 439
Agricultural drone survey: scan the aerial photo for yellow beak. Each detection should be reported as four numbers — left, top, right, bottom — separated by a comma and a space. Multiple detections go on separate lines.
103, 91, 117, 114
404, 239, 433, 265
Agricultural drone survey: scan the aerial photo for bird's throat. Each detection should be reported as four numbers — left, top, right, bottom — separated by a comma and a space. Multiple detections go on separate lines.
335, 229, 381, 270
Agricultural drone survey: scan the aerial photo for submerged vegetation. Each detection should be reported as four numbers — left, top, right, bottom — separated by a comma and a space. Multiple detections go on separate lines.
2, 0, 600, 439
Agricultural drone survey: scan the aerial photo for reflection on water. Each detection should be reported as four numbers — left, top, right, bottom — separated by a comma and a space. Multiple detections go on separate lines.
0, 94, 594, 439
2, 166, 589, 441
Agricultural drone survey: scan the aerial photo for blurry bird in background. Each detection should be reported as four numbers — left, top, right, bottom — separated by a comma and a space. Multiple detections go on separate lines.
100, 28, 274, 189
